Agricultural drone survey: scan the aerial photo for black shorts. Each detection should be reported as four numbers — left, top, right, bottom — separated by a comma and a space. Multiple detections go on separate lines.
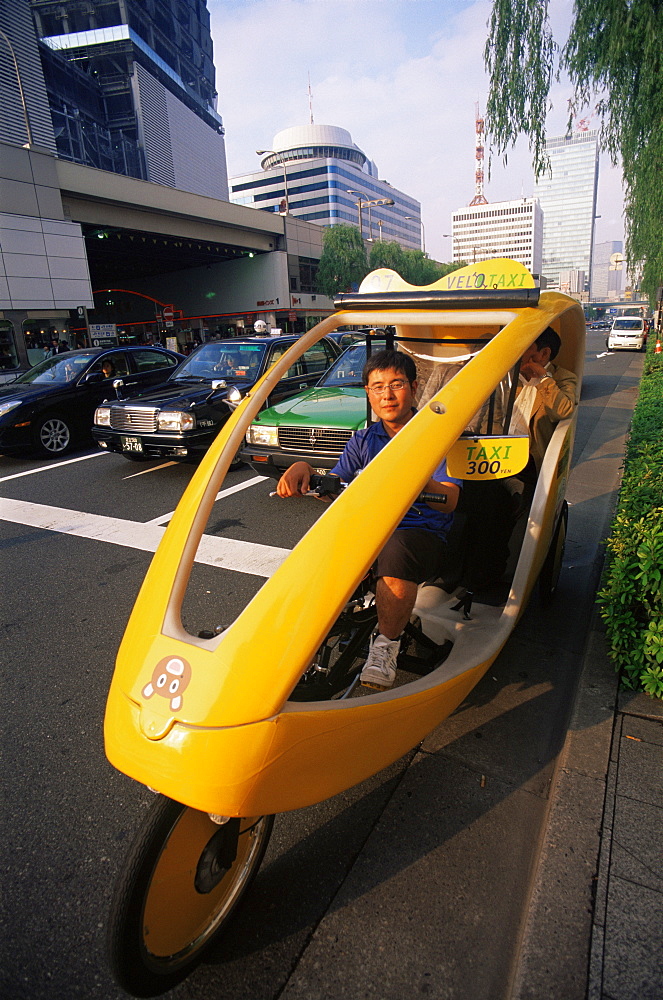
374, 528, 449, 584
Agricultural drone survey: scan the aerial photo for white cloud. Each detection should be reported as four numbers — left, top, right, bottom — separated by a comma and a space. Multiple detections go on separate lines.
209, 0, 624, 262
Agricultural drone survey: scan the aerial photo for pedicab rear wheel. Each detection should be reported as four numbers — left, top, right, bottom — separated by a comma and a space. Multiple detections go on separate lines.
107, 795, 273, 997
539, 500, 568, 604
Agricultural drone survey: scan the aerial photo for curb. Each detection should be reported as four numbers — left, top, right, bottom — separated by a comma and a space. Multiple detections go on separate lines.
510, 616, 620, 999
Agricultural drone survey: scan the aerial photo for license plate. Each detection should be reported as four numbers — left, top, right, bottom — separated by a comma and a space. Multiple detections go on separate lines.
121, 435, 143, 453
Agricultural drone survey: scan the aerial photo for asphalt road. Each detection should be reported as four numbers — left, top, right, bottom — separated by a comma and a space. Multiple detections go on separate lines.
0, 330, 642, 1000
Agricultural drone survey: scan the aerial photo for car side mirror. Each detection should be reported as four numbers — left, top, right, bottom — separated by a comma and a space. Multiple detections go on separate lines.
112, 377, 124, 399
81, 371, 105, 384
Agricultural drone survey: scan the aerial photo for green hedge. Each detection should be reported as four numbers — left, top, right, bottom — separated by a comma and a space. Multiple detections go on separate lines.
597, 336, 663, 699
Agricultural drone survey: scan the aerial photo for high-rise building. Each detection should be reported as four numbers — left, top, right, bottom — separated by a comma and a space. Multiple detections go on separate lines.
28, 0, 228, 198
230, 124, 421, 249
0, 1, 57, 151
558, 269, 586, 296
534, 130, 599, 292
591, 240, 624, 300
450, 198, 543, 273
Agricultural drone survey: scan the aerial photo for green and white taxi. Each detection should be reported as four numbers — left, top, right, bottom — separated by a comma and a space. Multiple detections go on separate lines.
241, 342, 383, 478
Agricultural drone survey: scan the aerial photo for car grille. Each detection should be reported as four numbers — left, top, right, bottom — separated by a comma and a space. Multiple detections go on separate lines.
109, 406, 159, 433
277, 426, 354, 456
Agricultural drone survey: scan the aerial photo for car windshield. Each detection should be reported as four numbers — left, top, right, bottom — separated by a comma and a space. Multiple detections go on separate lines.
14, 353, 96, 384
320, 343, 386, 388
613, 319, 642, 330
172, 342, 266, 380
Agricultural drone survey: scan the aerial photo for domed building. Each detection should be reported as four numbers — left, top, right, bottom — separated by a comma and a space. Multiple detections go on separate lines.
230, 124, 421, 250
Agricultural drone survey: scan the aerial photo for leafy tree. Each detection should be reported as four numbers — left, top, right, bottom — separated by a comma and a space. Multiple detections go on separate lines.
484, 0, 663, 303
315, 225, 368, 297
401, 249, 444, 285
368, 242, 458, 285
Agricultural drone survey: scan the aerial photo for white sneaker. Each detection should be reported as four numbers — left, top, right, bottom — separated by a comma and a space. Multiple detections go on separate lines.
360, 633, 400, 690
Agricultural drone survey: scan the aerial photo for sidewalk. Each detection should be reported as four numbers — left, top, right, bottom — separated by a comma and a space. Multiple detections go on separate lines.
589, 687, 663, 1000
512, 615, 663, 1000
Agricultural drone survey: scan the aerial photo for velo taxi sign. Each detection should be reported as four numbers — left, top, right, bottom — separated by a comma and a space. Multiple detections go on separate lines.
447, 435, 529, 480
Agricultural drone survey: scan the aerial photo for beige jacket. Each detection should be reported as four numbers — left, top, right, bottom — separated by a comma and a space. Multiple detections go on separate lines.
521, 362, 578, 470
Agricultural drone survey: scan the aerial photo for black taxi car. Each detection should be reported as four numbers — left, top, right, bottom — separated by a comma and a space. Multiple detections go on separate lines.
0, 345, 184, 457
91, 335, 340, 462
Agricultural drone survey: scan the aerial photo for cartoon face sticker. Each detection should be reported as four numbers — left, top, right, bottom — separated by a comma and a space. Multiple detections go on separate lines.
142, 656, 192, 713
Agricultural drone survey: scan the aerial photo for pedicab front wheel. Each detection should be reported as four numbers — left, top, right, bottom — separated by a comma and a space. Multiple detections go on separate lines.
107, 795, 274, 997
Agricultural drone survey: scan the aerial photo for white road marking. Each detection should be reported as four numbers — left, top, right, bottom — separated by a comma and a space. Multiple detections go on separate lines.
146, 475, 268, 525
122, 461, 178, 479
596, 352, 613, 358
0, 450, 109, 483
0, 496, 290, 577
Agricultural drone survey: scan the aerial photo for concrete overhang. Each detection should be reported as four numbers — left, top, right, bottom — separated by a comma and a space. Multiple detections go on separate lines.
55, 159, 284, 253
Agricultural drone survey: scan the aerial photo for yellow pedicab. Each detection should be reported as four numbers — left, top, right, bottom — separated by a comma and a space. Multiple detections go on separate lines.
104, 260, 585, 996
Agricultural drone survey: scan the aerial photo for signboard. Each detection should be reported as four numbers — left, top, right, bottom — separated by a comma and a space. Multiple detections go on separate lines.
360, 258, 536, 295
166, 336, 179, 353
89, 323, 118, 347
446, 435, 530, 480
163, 305, 174, 329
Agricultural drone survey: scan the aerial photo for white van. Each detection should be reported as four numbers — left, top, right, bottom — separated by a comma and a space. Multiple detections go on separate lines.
607, 317, 647, 352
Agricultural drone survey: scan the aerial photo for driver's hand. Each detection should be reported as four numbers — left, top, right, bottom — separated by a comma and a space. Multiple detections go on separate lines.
276, 461, 312, 497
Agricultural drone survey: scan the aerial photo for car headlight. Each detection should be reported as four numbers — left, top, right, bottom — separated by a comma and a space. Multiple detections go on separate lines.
0, 399, 23, 419
227, 387, 243, 405
246, 424, 279, 447
157, 411, 196, 432
94, 405, 111, 426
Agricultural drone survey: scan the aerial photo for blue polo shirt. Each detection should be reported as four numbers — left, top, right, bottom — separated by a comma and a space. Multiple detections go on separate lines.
331, 418, 462, 540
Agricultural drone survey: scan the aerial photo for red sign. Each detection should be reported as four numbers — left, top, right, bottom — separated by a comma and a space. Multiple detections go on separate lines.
288, 311, 297, 321
163, 305, 174, 322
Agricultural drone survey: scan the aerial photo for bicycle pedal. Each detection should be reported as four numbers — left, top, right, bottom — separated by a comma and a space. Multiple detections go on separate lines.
360, 679, 391, 691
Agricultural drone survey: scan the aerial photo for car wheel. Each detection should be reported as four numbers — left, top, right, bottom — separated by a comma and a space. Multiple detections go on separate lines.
34, 414, 73, 457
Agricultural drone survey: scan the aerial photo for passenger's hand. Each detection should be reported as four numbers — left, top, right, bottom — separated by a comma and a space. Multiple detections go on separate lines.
520, 359, 548, 381
276, 461, 312, 497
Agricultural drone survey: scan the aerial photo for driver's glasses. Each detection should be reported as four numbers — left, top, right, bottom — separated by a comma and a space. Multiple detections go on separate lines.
366, 379, 408, 396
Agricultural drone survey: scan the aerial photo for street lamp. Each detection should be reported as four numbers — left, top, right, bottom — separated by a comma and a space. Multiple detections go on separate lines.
346, 190, 395, 240
405, 216, 426, 254
0, 28, 34, 146
257, 149, 289, 213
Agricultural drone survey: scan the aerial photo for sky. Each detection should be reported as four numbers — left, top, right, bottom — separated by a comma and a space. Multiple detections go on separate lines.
208, 0, 625, 263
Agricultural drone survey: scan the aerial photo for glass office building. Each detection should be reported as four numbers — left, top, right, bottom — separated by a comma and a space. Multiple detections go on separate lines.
591, 240, 624, 301
534, 130, 599, 292
230, 124, 422, 250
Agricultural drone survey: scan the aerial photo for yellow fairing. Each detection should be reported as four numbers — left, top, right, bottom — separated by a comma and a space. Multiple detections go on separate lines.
105, 265, 585, 815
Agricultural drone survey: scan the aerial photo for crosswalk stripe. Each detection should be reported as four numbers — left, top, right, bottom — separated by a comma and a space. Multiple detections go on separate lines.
0, 497, 290, 578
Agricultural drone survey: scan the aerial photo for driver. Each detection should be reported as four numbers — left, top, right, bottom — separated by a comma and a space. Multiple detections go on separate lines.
277, 349, 461, 691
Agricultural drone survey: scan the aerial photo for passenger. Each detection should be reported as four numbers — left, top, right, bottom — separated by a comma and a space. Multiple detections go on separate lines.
101, 359, 116, 378
507, 325, 578, 504
277, 349, 462, 691
457, 327, 579, 593
514, 327, 577, 465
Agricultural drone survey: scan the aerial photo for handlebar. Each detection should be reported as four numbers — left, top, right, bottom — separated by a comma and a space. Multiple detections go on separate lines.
307, 475, 448, 505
